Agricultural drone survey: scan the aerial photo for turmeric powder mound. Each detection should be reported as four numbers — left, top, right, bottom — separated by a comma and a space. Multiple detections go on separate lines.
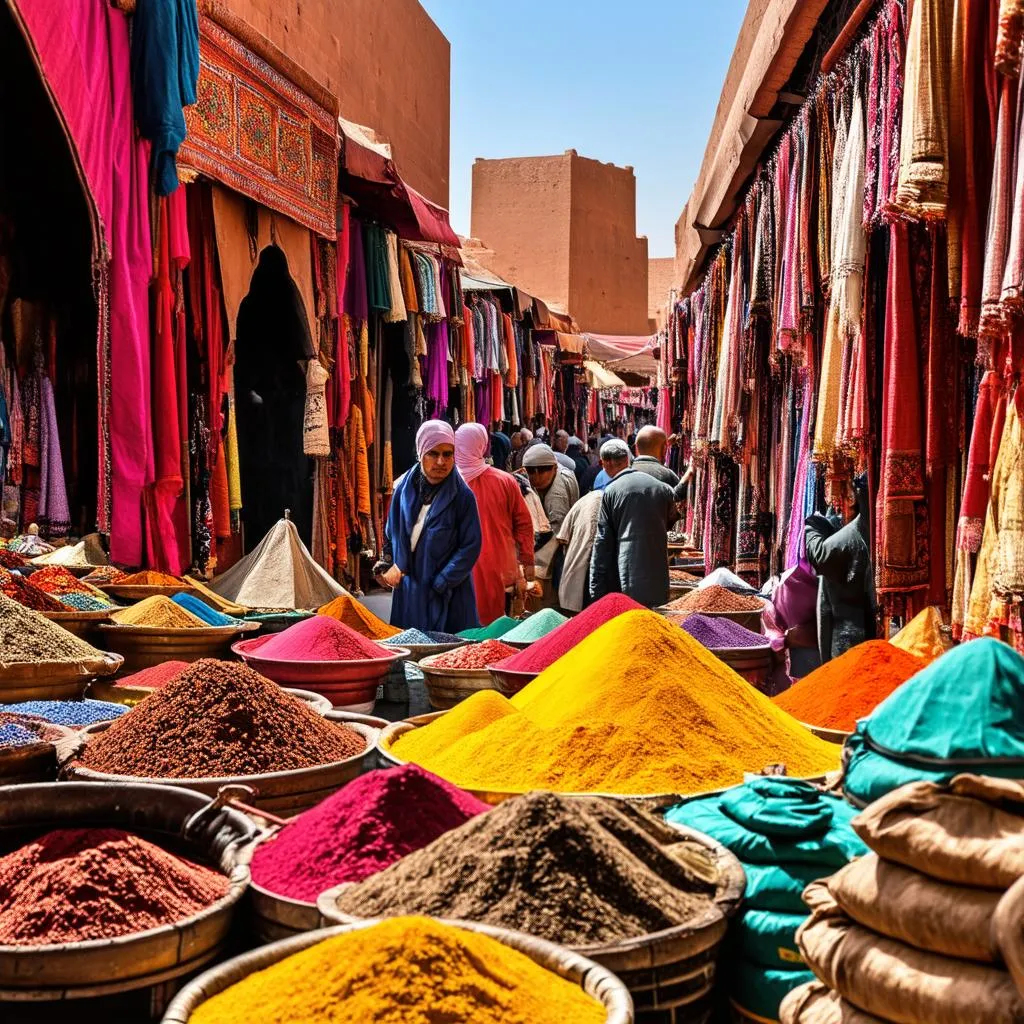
111, 570, 184, 586
394, 689, 517, 766
111, 596, 208, 629
189, 916, 605, 1024
318, 594, 401, 640
391, 610, 840, 796
890, 606, 951, 663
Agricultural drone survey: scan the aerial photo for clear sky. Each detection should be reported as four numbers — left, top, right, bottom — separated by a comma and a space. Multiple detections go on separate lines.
419, 0, 748, 258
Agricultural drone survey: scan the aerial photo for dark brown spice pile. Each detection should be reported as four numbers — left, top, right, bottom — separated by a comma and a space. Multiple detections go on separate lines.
667, 584, 764, 613
333, 791, 719, 945
0, 593, 103, 663
80, 659, 365, 778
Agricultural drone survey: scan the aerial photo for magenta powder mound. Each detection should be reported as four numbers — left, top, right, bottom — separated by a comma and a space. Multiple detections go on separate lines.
258, 614, 387, 661
249, 764, 489, 902
679, 613, 770, 650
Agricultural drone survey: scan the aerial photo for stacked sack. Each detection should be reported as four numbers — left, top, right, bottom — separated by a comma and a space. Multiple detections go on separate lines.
844, 638, 1024, 807
665, 777, 866, 1022
781, 774, 1024, 1023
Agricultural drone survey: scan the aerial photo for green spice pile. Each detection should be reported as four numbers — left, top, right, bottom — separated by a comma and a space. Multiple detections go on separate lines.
332, 790, 719, 946
0, 593, 104, 664
500, 609, 568, 644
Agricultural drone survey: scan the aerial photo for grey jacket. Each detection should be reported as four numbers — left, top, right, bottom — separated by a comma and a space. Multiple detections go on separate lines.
589, 469, 675, 608
633, 456, 689, 503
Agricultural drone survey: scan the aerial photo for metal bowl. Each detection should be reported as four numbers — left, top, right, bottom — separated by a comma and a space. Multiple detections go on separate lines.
417, 649, 506, 710
62, 720, 379, 818
233, 636, 408, 708
0, 782, 253, 1000
40, 608, 114, 637
162, 919, 634, 1024
380, 640, 465, 664
96, 622, 258, 673
487, 663, 539, 697
99, 584, 192, 600
0, 724, 77, 786
0, 651, 123, 703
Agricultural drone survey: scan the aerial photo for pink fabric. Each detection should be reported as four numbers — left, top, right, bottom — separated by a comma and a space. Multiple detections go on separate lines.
13, 0, 153, 565
415, 419, 455, 460
455, 423, 490, 483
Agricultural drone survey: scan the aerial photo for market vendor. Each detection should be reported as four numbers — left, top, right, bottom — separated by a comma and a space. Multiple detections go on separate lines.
455, 422, 536, 624
521, 443, 577, 601
375, 420, 482, 634
804, 473, 876, 663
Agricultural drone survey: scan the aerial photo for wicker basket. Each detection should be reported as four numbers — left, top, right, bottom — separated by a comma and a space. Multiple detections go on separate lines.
0, 782, 253, 1001
62, 720, 379, 818
318, 825, 742, 1024
0, 651, 123, 703
417, 649, 502, 710
162, 918, 634, 1023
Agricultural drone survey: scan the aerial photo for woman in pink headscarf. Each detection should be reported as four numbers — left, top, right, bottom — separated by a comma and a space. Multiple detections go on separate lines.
455, 422, 535, 625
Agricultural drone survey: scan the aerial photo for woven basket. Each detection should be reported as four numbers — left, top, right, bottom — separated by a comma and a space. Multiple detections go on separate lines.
161, 919, 634, 1023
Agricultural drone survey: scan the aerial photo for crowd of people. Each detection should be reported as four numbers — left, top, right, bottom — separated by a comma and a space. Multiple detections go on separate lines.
374, 419, 690, 634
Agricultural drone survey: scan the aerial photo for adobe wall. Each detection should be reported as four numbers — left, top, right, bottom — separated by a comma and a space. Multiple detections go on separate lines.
648, 257, 677, 332
222, 0, 450, 205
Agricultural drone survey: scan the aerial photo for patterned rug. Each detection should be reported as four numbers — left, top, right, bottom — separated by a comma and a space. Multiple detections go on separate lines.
180, 16, 338, 237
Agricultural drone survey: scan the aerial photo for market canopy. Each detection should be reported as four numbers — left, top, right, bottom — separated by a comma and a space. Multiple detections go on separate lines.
583, 333, 659, 379
584, 359, 626, 389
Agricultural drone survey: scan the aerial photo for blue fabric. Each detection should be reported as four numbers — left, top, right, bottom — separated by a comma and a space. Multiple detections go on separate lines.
387, 465, 482, 633
130, 0, 199, 195
593, 468, 610, 491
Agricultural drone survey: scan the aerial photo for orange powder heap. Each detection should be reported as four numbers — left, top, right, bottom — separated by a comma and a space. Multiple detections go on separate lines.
773, 640, 928, 732
112, 570, 184, 586
318, 595, 401, 640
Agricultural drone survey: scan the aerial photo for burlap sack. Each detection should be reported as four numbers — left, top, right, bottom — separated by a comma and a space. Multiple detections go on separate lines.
796, 886, 1024, 1024
827, 853, 1001, 962
851, 775, 1024, 888
780, 982, 891, 1024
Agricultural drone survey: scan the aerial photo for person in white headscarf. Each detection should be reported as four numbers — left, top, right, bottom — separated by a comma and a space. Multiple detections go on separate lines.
377, 419, 482, 633
454, 423, 535, 624
521, 443, 578, 594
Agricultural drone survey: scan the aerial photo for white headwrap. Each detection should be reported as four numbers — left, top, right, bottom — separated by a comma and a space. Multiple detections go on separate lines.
415, 419, 455, 460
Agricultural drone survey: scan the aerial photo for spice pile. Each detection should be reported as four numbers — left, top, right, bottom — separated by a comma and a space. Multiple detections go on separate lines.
318, 595, 401, 639
889, 606, 950, 662
681, 614, 770, 650
773, 640, 927, 732
0, 711, 60, 750
111, 596, 207, 629
27, 567, 118, 611
110, 570, 184, 586
5, 699, 128, 728
171, 592, 241, 627
0, 594, 104, 663
0, 828, 229, 945
668, 585, 764, 613
393, 609, 839, 795
500, 608, 568, 644
333, 791, 716, 945
384, 628, 464, 646
79, 659, 365, 778
58, 593, 117, 612
429, 640, 517, 670
700, 567, 760, 593
670, 569, 700, 584
457, 616, 520, 641
492, 593, 644, 675
258, 615, 389, 661
82, 566, 121, 585
251, 765, 488, 902
0, 549, 27, 569
0, 569, 65, 611
191, 916, 605, 1024
113, 661, 189, 690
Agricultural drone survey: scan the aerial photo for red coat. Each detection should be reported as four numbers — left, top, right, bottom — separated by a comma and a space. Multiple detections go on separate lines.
466, 468, 535, 625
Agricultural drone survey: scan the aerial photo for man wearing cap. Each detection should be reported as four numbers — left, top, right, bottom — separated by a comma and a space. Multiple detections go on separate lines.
521, 443, 578, 600
376, 419, 482, 633
556, 439, 630, 612
589, 438, 677, 608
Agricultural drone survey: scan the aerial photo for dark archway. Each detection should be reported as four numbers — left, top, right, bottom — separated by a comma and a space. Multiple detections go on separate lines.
0, 4, 96, 538
234, 245, 315, 551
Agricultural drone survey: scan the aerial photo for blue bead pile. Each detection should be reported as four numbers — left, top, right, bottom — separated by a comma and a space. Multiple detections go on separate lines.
4, 700, 129, 727
59, 592, 115, 612
0, 723, 41, 748
386, 629, 465, 646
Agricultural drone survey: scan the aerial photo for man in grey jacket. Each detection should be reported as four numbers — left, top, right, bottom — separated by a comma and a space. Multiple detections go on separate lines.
589, 438, 677, 608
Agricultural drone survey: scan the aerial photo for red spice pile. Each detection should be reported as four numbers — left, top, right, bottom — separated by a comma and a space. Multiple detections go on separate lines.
80, 659, 365, 778
0, 569, 64, 612
774, 640, 928, 732
494, 593, 645, 674
251, 764, 488, 902
0, 549, 26, 569
259, 614, 388, 662
28, 567, 93, 597
668, 585, 764, 613
113, 661, 191, 690
431, 640, 518, 670
0, 828, 229, 945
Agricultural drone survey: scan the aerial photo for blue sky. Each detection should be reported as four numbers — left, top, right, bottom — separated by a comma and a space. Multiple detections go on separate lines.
419, 0, 748, 258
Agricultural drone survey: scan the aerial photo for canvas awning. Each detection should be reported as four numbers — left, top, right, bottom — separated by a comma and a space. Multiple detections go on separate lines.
583, 333, 659, 378
584, 359, 626, 389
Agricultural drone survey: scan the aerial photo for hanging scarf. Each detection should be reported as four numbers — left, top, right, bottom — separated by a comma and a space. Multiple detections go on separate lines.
893, 0, 952, 218
1001, 69, 1024, 315
37, 377, 70, 539
384, 231, 407, 323
997, 0, 1024, 75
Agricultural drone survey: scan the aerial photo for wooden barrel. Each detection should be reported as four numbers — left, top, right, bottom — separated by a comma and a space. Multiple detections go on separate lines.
62, 721, 379, 818
418, 650, 501, 710
162, 919, 634, 1023
0, 782, 254, 1004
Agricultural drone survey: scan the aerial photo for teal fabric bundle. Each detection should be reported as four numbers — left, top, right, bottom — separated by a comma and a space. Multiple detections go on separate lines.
666, 778, 866, 1022
844, 639, 1024, 807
